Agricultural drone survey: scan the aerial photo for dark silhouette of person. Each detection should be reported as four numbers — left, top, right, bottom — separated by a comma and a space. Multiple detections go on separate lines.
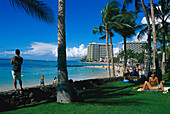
11, 49, 23, 90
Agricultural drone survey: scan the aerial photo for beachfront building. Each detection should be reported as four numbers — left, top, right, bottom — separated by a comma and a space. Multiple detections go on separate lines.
121, 41, 147, 53
119, 41, 148, 64
87, 42, 111, 62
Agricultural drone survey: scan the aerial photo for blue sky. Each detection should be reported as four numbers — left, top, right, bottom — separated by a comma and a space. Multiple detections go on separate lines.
0, 0, 159, 60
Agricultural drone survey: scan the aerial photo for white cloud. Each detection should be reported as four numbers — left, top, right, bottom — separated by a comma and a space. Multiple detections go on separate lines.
22, 42, 57, 56
113, 47, 120, 53
132, 32, 148, 41
0, 42, 87, 58
66, 44, 87, 57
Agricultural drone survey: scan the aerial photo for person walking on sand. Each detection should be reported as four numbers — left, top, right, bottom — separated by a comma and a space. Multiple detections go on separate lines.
11, 49, 23, 90
40, 75, 44, 86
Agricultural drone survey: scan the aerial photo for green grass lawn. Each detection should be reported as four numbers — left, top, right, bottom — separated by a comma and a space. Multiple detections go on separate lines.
2, 81, 170, 114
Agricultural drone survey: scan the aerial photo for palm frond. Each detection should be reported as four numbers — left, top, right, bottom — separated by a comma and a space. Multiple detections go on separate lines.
9, 0, 55, 24
137, 26, 148, 40
99, 35, 106, 40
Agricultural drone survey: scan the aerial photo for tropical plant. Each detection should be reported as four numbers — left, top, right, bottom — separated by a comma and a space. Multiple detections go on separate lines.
151, 0, 170, 74
57, 0, 72, 103
98, 1, 120, 77
123, 0, 153, 78
150, 0, 161, 80
111, 10, 143, 75
93, 26, 116, 77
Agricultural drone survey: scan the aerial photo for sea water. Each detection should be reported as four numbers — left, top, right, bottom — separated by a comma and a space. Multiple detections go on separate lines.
0, 59, 109, 91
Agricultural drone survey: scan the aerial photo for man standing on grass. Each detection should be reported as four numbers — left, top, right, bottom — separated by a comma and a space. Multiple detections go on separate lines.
11, 49, 23, 90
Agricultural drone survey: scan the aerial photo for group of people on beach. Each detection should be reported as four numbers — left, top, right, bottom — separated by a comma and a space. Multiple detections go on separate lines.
124, 64, 145, 80
11, 49, 57, 90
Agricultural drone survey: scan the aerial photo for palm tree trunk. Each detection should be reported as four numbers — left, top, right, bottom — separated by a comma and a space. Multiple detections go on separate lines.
105, 26, 111, 77
109, 35, 115, 77
150, 0, 161, 80
123, 36, 127, 75
141, 0, 151, 78
150, 0, 157, 69
57, 0, 72, 103
162, 21, 166, 74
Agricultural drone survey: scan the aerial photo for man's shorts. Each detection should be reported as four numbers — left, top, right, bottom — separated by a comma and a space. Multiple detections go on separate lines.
12, 70, 21, 80
40, 81, 44, 84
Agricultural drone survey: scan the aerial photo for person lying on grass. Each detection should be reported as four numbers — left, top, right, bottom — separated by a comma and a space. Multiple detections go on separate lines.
141, 80, 165, 91
133, 72, 160, 90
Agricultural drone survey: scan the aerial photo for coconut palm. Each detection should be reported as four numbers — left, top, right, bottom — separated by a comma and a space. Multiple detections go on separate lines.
151, 0, 170, 74
10, 0, 71, 103
123, 0, 153, 78
150, 0, 162, 80
57, 0, 72, 103
112, 10, 144, 75
99, 1, 120, 77
93, 26, 116, 77
9, 0, 55, 24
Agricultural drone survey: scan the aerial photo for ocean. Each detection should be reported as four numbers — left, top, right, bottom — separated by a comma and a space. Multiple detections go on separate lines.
0, 59, 109, 91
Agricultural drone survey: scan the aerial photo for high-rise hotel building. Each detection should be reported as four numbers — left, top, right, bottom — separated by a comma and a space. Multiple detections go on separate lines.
87, 43, 111, 61
121, 41, 147, 53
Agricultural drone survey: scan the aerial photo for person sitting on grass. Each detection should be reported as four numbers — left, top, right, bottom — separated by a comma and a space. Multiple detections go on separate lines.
133, 72, 163, 91
141, 80, 165, 91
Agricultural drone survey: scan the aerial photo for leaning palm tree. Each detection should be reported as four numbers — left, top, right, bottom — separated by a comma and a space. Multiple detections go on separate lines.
93, 26, 116, 77
57, 0, 72, 103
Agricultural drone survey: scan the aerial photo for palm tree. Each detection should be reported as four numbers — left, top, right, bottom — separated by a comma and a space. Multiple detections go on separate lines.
112, 10, 143, 75
10, 0, 71, 103
123, 0, 152, 78
152, 0, 170, 74
150, 0, 161, 80
9, 0, 55, 24
57, 0, 72, 103
100, 1, 120, 77
93, 26, 116, 77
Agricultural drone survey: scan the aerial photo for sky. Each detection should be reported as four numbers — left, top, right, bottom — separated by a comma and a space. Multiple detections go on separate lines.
0, 0, 160, 61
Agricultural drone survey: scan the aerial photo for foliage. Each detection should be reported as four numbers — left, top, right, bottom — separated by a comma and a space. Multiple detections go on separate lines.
162, 71, 170, 80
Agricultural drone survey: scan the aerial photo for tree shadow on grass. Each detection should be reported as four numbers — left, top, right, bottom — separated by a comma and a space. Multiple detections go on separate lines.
0, 96, 56, 112
82, 84, 147, 105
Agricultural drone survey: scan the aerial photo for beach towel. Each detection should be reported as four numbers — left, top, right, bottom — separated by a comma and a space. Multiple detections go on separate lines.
137, 87, 170, 92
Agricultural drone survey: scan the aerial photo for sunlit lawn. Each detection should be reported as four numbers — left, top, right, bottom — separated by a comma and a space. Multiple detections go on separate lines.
2, 81, 170, 114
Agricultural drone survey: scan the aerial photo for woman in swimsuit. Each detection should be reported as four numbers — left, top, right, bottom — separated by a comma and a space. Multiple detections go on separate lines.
133, 72, 164, 91
141, 73, 164, 91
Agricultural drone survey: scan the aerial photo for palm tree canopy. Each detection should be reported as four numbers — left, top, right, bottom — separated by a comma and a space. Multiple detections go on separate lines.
9, 0, 55, 24
112, 10, 144, 38
101, 1, 120, 24
123, 0, 143, 13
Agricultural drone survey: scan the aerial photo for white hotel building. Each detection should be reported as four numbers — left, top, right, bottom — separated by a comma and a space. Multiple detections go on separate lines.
87, 43, 111, 62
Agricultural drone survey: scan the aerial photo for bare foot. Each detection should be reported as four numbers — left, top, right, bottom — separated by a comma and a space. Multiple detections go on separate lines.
161, 80, 165, 83
133, 87, 138, 89
14, 88, 17, 90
